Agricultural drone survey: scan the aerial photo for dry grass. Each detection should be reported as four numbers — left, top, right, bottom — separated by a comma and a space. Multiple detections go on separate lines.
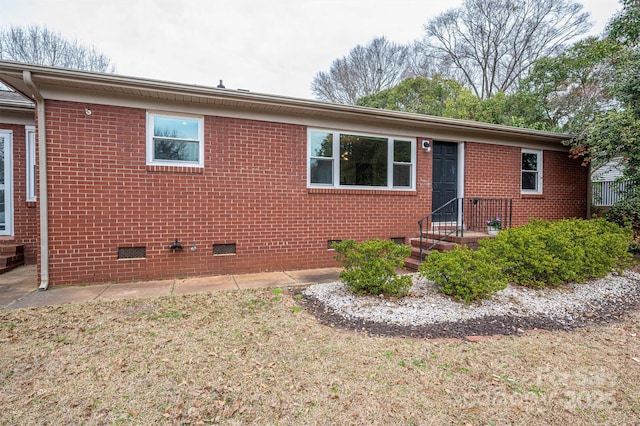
1, 287, 639, 425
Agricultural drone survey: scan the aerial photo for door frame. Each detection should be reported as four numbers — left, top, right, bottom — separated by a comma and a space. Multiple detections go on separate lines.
0, 129, 13, 236
431, 141, 465, 225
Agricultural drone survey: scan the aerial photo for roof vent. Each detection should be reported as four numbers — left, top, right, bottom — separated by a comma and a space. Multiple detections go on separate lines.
217, 80, 225, 89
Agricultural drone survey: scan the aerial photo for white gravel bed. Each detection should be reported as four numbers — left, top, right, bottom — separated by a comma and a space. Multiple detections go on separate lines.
302, 271, 640, 327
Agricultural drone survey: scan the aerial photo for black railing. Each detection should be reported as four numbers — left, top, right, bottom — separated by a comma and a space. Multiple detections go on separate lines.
463, 198, 513, 232
417, 197, 512, 261
418, 198, 461, 262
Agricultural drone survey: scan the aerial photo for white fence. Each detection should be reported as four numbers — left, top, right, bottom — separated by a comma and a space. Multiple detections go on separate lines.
592, 180, 633, 206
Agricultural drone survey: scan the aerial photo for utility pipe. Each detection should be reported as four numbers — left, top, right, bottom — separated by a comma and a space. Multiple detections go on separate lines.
23, 70, 49, 290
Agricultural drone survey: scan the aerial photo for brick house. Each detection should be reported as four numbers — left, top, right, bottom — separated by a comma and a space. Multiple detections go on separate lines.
0, 61, 588, 288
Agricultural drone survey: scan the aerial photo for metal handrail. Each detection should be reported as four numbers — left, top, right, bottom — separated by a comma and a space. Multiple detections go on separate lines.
417, 197, 462, 262
417, 197, 513, 262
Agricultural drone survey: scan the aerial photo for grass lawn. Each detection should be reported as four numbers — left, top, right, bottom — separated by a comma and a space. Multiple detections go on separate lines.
1, 286, 639, 424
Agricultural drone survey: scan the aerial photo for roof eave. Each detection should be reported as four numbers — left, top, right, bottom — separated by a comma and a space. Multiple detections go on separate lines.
0, 60, 570, 143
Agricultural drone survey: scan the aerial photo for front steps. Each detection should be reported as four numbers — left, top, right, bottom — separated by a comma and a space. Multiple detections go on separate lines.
404, 231, 494, 272
0, 244, 25, 274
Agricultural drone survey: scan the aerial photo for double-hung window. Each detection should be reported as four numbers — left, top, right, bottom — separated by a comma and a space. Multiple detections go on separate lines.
308, 129, 415, 190
146, 112, 204, 167
521, 149, 542, 193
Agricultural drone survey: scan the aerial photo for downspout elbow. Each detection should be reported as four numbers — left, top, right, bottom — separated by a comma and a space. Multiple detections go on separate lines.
23, 71, 49, 290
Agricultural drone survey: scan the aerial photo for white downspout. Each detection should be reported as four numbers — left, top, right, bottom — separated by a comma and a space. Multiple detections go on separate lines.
23, 71, 49, 290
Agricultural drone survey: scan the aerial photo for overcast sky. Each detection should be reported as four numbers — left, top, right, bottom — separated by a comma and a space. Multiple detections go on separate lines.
0, 0, 623, 99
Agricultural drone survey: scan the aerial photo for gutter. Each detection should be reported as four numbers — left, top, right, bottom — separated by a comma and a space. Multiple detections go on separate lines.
23, 71, 49, 290
0, 61, 570, 143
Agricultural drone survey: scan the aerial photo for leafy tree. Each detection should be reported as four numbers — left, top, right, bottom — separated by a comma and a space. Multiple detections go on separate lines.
356, 75, 478, 120
568, 0, 640, 182
356, 76, 552, 130
517, 37, 620, 133
0, 25, 114, 72
311, 37, 411, 105
473, 91, 552, 130
418, 0, 591, 99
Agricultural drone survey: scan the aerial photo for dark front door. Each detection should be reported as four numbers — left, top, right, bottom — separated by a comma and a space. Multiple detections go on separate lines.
432, 141, 458, 222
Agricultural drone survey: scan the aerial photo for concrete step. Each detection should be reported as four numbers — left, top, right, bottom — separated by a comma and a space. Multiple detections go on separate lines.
0, 245, 25, 275
407, 231, 497, 270
410, 246, 432, 261
0, 254, 24, 267
424, 231, 494, 245
0, 244, 24, 255
0, 263, 24, 275
410, 237, 457, 251
404, 257, 421, 272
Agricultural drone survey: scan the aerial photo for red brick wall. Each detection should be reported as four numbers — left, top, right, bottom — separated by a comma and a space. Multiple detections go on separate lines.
0, 123, 38, 263
464, 142, 588, 226
41, 102, 587, 287
43, 101, 433, 286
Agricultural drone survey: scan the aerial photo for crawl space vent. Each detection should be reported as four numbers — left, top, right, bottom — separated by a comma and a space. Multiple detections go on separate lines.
213, 243, 236, 255
118, 247, 146, 259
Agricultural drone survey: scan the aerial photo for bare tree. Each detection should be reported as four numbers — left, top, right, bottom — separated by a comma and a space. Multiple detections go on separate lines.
418, 0, 591, 99
311, 37, 411, 104
0, 25, 114, 72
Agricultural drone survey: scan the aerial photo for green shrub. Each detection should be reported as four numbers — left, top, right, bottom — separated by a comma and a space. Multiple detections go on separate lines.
606, 193, 640, 253
418, 246, 507, 304
479, 218, 632, 287
332, 239, 412, 297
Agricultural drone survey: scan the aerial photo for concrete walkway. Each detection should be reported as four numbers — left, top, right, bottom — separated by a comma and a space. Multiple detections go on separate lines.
0, 265, 341, 310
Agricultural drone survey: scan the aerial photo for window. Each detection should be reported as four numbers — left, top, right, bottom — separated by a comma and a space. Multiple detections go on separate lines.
308, 129, 415, 190
147, 112, 204, 166
26, 126, 36, 201
0, 129, 13, 235
310, 131, 333, 185
521, 149, 542, 193
393, 140, 412, 187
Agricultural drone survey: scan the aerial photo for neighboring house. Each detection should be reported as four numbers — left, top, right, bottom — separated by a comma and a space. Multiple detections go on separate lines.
591, 158, 632, 207
0, 61, 588, 288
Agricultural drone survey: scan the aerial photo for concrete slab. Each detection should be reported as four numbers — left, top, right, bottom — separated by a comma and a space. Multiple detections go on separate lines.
1, 266, 347, 309
96, 280, 173, 302
0, 265, 38, 308
234, 272, 297, 289
8, 284, 108, 309
285, 267, 341, 284
173, 275, 238, 295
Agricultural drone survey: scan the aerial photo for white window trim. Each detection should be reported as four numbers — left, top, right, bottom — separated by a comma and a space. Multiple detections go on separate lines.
307, 128, 416, 190
146, 112, 204, 167
521, 149, 543, 194
26, 126, 36, 201
0, 129, 14, 236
